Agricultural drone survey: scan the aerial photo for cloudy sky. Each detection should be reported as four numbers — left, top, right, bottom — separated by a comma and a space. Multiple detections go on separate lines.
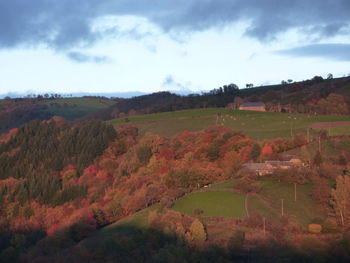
1, 0, 350, 96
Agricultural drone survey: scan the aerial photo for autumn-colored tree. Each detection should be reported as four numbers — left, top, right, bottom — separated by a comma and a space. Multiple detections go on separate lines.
312, 177, 331, 208
316, 93, 349, 115
293, 133, 307, 147
331, 175, 350, 227
234, 177, 262, 194
221, 150, 242, 177
261, 144, 273, 157
312, 150, 323, 167
189, 219, 206, 245
339, 151, 347, 166
250, 143, 261, 161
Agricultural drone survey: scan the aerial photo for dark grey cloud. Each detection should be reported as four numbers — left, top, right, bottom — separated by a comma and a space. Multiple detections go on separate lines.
66, 51, 110, 63
0, 0, 350, 50
276, 43, 350, 61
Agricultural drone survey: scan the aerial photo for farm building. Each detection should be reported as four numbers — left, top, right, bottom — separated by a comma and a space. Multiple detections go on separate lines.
241, 158, 302, 176
282, 155, 302, 165
265, 161, 294, 170
241, 163, 273, 176
239, 102, 266, 112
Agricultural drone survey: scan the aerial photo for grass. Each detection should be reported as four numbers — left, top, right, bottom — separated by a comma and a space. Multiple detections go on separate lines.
257, 180, 324, 227
85, 178, 325, 248
43, 97, 116, 120
325, 125, 350, 136
286, 138, 350, 161
96, 204, 161, 237
172, 191, 245, 218
108, 108, 350, 140
170, 179, 324, 228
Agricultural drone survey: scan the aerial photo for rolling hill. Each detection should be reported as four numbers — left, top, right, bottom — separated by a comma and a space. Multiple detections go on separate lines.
108, 108, 350, 140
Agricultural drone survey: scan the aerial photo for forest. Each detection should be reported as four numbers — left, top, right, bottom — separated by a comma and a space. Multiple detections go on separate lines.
0, 115, 349, 262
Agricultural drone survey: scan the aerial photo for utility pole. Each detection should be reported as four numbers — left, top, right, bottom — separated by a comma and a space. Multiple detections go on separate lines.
307, 128, 310, 143
294, 183, 297, 202
245, 194, 249, 218
263, 217, 266, 236
318, 134, 321, 153
281, 199, 284, 217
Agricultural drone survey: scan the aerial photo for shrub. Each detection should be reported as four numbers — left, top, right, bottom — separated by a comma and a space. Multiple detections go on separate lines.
234, 177, 262, 194
193, 208, 204, 215
160, 197, 174, 209
308, 224, 322, 233
323, 218, 338, 233
189, 219, 207, 245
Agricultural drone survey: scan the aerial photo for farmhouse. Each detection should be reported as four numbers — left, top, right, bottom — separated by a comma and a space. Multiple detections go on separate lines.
265, 161, 294, 170
239, 102, 266, 112
241, 163, 273, 176
282, 155, 302, 165
241, 158, 302, 176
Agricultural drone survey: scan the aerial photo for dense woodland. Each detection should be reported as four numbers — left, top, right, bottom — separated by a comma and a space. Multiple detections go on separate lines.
0, 115, 349, 261
0, 99, 53, 133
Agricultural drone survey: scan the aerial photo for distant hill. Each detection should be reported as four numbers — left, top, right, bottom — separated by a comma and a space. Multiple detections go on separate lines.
0, 100, 53, 133
0, 97, 117, 133
90, 76, 350, 121
0, 91, 147, 99
1, 75, 349, 133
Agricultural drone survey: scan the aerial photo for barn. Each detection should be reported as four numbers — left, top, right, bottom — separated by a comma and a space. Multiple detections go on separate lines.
239, 102, 266, 112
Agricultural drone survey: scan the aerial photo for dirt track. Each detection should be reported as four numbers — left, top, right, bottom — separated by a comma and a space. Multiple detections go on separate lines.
309, 121, 350, 128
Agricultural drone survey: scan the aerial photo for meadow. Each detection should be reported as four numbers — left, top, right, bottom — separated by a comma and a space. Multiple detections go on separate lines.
170, 180, 322, 228
172, 191, 245, 218
43, 97, 116, 120
109, 108, 350, 140
91, 179, 323, 242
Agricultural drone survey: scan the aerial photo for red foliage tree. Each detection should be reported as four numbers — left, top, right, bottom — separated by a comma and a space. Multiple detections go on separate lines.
261, 144, 273, 157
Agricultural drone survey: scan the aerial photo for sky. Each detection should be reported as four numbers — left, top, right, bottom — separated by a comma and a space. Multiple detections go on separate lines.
0, 0, 350, 96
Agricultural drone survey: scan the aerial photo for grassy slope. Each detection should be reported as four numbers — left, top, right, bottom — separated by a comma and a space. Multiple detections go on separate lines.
109, 108, 350, 140
43, 97, 116, 120
172, 191, 245, 218
286, 138, 350, 161
95, 204, 161, 238
90, 179, 323, 242
251, 180, 323, 227
171, 180, 322, 228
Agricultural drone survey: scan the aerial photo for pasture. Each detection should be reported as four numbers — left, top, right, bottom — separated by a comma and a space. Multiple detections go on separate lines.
171, 179, 324, 228
44, 97, 116, 120
108, 108, 350, 140
172, 191, 245, 218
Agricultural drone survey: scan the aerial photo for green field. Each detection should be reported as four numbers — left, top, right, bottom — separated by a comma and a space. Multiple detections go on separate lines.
86, 179, 325, 247
43, 97, 116, 120
108, 108, 350, 140
254, 180, 324, 227
171, 180, 323, 228
172, 191, 245, 218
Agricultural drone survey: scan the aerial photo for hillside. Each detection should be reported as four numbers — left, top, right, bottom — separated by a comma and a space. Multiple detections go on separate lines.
0, 97, 117, 133
92, 76, 350, 121
1, 116, 350, 261
1, 77, 350, 262
43, 97, 117, 120
1, 75, 349, 133
108, 108, 350, 140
